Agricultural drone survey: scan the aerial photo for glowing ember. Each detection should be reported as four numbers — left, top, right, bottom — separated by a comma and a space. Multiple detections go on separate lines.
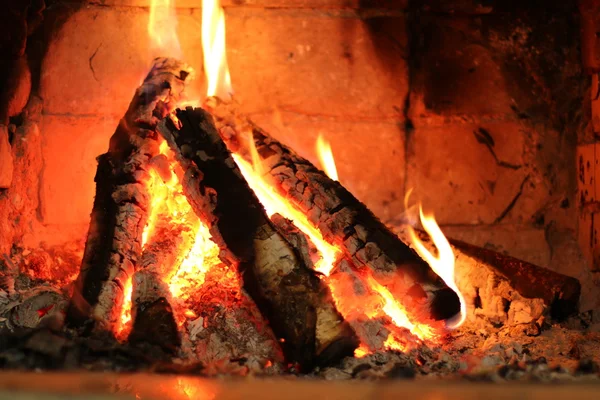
202, 0, 232, 99
406, 198, 467, 329
148, 0, 181, 57
316, 134, 338, 181
36, 304, 54, 318
170, 223, 221, 300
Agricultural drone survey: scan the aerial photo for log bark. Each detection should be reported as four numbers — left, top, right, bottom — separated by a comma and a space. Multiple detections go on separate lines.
157, 107, 358, 371
205, 98, 459, 324
67, 58, 194, 333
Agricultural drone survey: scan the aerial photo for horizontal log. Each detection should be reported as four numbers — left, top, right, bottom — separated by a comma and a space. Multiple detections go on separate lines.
157, 107, 358, 371
394, 227, 581, 326
67, 58, 194, 333
447, 237, 580, 320
205, 98, 459, 324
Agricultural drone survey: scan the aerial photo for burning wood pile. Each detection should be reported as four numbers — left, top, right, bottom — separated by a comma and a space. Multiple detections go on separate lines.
0, 0, 598, 382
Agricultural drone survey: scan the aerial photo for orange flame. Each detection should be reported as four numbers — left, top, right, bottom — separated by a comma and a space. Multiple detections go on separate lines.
405, 190, 467, 329
315, 134, 338, 181
169, 223, 220, 300
148, 0, 181, 58
115, 277, 133, 340
202, 0, 232, 99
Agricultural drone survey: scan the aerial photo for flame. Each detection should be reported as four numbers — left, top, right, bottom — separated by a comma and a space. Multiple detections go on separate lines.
365, 275, 436, 339
169, 223, 220, 300
148, 0, 181, 57
405, 192, 467, 329
202, 0, 232, 99
315, 134, 338, 181
115, 277, 133, 340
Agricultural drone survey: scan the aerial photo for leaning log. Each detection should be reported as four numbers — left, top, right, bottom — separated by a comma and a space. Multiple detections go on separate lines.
67, 58, 194, 333
270, 214, 416, 352
157, 107, 358, 371
205, 98, 459, 324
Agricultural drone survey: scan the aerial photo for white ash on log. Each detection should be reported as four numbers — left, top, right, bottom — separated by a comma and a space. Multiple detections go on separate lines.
448, 237, 580, 320
6, 287, 67, 331
393, 227, 581, 327
205, 98, 459, 324
180, 263, 285, 375
67, 58, 194, 334
157, 107, 358, 371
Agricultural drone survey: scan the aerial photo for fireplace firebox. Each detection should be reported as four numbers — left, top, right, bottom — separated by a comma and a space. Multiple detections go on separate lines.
0, 0, 600, 396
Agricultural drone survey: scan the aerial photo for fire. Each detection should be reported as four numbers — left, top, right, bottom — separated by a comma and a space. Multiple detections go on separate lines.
406, 203, 467, 329
169, 223, 220, 300
116, 140, 222, 339
202, 0, 232, 99
148, 0, 181, 58
315, 134, 338, 181
124, 0, 467, 357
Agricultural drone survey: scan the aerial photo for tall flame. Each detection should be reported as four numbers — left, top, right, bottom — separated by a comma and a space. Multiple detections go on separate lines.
405, 191, 467, 329
148, 0, 181, 57
202, 0, 232, 99
316, 134, 338, 181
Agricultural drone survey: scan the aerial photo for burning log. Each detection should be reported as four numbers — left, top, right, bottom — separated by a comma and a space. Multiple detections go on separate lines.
205, 99, 460, 324
67, 58, 194, 333
157, 107, 358, 370
270, 214, 413, 353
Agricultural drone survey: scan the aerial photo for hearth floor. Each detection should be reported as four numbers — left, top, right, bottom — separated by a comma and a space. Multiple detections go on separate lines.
0, 373, 598, 400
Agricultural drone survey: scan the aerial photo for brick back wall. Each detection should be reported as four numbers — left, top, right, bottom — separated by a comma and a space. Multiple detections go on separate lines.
32, 0, 595, 303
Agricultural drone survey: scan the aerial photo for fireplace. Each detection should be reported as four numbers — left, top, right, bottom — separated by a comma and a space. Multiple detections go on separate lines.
0, 0, 599, 393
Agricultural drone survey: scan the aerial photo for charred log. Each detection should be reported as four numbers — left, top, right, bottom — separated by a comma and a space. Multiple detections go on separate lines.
205, 98, 459, 324
67, 58, 194, 334
157, 107, 358, 371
